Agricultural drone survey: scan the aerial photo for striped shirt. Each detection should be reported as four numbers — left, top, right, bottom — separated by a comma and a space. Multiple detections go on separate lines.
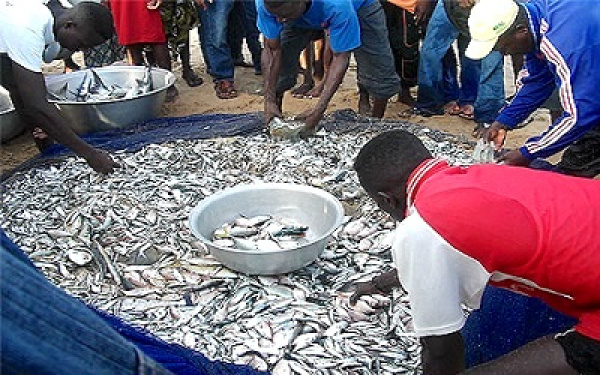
496, 0, 600, 160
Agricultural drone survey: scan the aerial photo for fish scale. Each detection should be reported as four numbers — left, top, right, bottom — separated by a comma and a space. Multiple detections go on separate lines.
1, 128, 479, 374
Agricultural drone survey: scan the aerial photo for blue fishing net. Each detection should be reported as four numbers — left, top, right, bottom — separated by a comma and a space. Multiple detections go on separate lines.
1, 110, 576, 369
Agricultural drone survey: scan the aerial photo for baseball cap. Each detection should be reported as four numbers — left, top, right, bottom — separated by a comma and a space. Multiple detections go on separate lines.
466, 0, 520, 60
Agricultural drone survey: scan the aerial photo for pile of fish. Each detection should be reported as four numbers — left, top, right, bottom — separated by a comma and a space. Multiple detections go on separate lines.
1, 125, 478, 374
213, 216, 310, 251
47, 66, 154, 103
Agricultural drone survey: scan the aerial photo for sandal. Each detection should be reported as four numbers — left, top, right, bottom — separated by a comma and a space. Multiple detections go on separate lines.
214, 80, 238, 100
182, 71, 203, 87
444, 101, 461, 115
458, 104, 475, 120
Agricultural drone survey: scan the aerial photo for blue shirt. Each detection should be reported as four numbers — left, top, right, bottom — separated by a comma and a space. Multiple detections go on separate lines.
496, 0, 600, 160
256, 0, 374, 53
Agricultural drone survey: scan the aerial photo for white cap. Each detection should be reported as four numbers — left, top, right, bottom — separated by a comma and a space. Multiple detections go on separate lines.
466, 0, 520, 60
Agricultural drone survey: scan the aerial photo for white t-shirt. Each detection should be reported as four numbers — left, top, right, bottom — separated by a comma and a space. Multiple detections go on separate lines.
0, 0, 60, 72
391, 209, 491, 337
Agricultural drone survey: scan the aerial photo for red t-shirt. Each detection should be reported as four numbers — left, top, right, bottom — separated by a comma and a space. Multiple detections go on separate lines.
393, 159, 600, 340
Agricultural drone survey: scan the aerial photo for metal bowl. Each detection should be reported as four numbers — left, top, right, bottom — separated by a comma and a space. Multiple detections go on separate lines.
189, 183, 345, 275
0, 85, 24, 143
44, 66, 175, 134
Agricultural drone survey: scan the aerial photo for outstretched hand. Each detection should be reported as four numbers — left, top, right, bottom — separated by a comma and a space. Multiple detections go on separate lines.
349, 280, 383, 306
477, 121, 508, 149
84, 149, 119, 174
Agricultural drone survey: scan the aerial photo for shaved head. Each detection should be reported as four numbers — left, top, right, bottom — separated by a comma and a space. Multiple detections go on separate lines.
354, 130, 431, 193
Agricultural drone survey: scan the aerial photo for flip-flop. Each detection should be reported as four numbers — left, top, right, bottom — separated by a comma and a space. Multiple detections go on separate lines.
214, 81, 238, 99
458, 104, 475, 120
444, 101, 461, 115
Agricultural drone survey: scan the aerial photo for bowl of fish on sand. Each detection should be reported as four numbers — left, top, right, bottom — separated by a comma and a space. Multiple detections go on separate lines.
44, 65, 175, 134
189, 183, 345, 275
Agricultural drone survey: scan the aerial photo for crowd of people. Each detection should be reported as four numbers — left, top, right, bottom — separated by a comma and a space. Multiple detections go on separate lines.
1, 0, 600, 373
2, 0, 599, 176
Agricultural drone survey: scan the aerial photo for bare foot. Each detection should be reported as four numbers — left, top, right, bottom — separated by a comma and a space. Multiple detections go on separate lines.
358, 93, 371, 116
305, 81, 325, 98
291, 82, 315, 98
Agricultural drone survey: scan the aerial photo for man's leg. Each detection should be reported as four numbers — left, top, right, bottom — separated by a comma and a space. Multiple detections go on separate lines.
415, 0, 460, 115
456, 34, 478, 118
198, 0, 237, 98
473, 51, 505, 124
240, 0, 263, 74
396, 8, 419, 106
354, 1, 401, 118
276, 26, 315, 110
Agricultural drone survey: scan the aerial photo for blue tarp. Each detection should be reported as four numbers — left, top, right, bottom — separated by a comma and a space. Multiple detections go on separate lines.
1, 111, 576, 369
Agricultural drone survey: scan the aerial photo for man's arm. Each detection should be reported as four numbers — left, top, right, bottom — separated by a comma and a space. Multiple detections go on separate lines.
462, 335, 577, 374
262, 37, 283, 125
495, 54, 555, 131
298, 50, 350, 131
349, 269, 401, 304
421, 332, 465, 375
12, 62, 117, 174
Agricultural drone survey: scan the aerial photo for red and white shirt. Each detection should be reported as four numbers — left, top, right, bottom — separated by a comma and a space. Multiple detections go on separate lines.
392, 159, 600, 340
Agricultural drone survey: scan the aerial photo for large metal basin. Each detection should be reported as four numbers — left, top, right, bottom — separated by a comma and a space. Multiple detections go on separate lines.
0, 85, 24, 143
189, 183, 345, 275
44, 66, 175, 135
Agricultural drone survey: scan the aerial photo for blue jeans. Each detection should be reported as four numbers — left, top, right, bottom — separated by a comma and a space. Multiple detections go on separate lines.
441, 35, 479, 106
417, 0, 504, 123
198, 0, 235, 82
0, 232, 172, 375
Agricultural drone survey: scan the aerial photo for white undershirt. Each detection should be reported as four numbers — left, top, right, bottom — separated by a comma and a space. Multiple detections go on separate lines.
391, 209, 491, 337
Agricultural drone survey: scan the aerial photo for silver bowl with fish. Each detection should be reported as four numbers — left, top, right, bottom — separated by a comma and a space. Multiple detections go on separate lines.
0, 85, 24, 143
189, 183, 345, 275
44, 65, 175, 134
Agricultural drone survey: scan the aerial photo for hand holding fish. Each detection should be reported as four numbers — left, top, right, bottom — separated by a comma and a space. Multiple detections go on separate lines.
295, 108, 323, 138
477, 121, 507, 149
349, 270, 401, 305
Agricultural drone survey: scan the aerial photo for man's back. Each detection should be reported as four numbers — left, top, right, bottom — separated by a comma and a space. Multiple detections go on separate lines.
415, 163, 600, 310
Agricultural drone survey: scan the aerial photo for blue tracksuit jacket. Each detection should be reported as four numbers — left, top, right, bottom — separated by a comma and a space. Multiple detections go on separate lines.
496, 0, 600, 160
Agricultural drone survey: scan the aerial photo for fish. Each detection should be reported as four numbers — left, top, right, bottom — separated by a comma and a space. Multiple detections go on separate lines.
1, 124, 480, 373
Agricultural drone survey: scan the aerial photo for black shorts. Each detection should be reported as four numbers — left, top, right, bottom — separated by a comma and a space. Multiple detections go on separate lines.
555, 330, 600, 375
